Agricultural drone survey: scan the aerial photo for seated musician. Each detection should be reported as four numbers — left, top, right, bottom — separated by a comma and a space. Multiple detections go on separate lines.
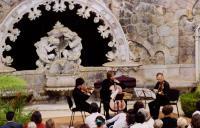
148, 72, 170, 119
100, 71, 124, 119
72, 77, 92, 113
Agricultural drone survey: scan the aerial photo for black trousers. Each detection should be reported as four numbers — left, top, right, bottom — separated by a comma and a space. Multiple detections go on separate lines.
102, 100, 110, 119
148, 96, 169, 119
76, 102, 92, 113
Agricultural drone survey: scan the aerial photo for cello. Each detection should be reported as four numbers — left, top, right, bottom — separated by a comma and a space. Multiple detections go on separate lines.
109, 81, 126, 112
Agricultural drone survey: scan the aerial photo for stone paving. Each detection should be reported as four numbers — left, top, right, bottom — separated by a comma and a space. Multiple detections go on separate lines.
24, 99, 184, 119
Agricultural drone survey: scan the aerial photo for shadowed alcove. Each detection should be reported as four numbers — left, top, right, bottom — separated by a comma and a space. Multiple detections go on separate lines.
3, 3, 112, 70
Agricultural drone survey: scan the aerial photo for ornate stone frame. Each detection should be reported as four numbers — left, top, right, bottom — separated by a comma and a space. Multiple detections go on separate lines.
0, 0, 130, 68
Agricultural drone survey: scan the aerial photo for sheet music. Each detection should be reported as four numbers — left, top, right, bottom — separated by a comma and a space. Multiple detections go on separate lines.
134, 88, 156, 99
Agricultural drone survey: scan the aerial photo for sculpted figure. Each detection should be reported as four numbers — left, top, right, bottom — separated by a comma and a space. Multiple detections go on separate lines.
35, 21, 83, 69
34, 37, 56, 68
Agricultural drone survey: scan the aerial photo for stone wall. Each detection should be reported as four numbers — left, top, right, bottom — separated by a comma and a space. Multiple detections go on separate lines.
103, 0, 198, 65
8, 65, 196, 91
0, 0, 200, 65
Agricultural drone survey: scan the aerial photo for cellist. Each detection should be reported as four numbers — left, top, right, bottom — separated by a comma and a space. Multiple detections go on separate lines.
100, 71, 124, 119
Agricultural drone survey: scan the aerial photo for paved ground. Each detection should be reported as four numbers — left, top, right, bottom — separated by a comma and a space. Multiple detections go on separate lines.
24, 98, 185, 128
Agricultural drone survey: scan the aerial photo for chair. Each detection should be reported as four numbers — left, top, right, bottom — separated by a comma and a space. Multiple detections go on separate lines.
168, 89, 180, 117
66, 96, 86, 127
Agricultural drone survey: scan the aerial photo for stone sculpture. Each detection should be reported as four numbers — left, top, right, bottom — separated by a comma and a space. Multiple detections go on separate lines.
34, 21, 82, 69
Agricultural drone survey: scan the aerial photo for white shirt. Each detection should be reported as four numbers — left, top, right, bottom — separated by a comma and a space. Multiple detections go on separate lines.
143, 118, 154, 128
106, 112, 128, 128
130, 123, 149, 128
85, 112, 106, 128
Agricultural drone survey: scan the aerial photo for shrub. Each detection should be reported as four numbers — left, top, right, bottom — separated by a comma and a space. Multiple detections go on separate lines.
180, 86, 200, 117
0, 75, 27, 91
0, 75, 31, 126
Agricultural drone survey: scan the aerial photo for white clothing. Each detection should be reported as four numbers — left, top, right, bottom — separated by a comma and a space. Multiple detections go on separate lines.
85, 112, 106, 128
106, 113, 128, 128
143, 118, 154, 128
130, 123, 149, 128
193, 110, 200, 116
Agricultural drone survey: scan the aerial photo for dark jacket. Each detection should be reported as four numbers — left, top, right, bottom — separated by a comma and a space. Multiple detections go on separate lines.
100, 79, 123, 102
1, 121, 23, 128
162, 117, 177, 128
72, 87, 90, 108
154, 80, 170, 104
100, 79, 114, 102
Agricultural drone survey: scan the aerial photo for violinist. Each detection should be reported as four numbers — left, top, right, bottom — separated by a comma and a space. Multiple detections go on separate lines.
100, 71, 123, 119
72, 77, 92, 113
148, 72, 170, 119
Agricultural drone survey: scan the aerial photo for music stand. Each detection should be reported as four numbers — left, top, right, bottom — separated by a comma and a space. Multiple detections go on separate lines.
134, 88, 156, 108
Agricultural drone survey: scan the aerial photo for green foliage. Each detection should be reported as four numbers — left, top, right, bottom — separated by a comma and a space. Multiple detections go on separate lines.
180, 85, 200, 117
195, 85, 200, 95
0, 94, 32, 126
180, 93, 199, 117
0, 75, 27, 91
0, 75, 31, 126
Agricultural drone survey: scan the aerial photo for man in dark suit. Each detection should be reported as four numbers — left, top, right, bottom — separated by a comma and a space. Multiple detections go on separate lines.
100, 71, 124, 119
148, 72, 170, 119
1, 111, 23, 128
72, 77, 92, 113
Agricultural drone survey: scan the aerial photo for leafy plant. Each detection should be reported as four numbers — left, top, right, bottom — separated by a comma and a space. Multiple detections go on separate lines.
0, 75, 27, 91
180, 86, 200, 117
0, 75, 31, 126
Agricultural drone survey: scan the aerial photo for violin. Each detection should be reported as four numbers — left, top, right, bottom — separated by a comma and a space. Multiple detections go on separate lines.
157, 82, 164, 95
109, 81, 126, 112
80, 85, 94, 95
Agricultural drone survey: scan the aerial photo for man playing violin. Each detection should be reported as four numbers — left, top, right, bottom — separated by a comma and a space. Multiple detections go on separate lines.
73, 77, 92, 113
100, 71, 124, 119
148, 72, 170, 119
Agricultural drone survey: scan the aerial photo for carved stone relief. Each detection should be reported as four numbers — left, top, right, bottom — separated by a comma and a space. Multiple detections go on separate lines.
117, 0, 197, 64
178, 16, 195, 64
35, 21, 82, 69
129, 41, 151, 64
154, 51, 165, 64
0, 0, 131, 70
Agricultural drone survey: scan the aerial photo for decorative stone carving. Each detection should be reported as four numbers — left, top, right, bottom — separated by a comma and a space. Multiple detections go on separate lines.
97, 25, 111, 39
154, 51, 165, 64
34, 21, 82, 69
48, 59, 78, 74
53, 0, 66, 12
77, 5, 92, 19
7, 28, 20, 42
28, 7, 42, 20
129, 41, 151, 64
0, 0, 131, 69
34, 37, 57, 68
46, 58, 79, 89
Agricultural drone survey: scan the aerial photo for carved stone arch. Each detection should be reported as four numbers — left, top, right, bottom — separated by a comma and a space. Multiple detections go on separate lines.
131, 37, 154, 57
128, 40, 152, 64
0, 0, 130, 67
154, 51, 165, 64
155, 46, 171, 64
132, 36, 171, 64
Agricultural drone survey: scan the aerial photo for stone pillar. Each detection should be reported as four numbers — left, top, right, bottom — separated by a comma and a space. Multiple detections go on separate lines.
195, 25, 200, 81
